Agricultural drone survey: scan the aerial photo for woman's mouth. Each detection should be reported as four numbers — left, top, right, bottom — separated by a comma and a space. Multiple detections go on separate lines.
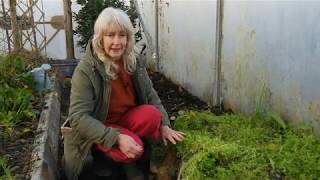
111, 48, 122, 52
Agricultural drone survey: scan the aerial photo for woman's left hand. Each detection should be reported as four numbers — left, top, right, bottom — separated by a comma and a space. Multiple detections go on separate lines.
161, 125, 185, 146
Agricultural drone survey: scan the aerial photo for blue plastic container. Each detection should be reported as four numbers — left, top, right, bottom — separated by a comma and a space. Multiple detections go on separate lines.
31, 64, 52, 91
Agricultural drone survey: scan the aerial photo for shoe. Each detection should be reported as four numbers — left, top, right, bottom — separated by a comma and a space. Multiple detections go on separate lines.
122, 163, 145, 180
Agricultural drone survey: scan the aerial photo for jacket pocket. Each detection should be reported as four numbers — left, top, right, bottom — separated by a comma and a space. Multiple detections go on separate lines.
63, 131, 82, 158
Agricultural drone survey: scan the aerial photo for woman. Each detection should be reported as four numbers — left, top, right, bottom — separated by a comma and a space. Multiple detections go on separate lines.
62, 7, 185, 180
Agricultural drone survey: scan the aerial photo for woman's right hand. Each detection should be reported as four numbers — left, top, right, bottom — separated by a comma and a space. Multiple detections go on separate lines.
118, 134, 143, 159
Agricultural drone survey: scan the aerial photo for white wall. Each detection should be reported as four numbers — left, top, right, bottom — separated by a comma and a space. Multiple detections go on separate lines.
222, 0, 320, 130
137, 0, 217, 105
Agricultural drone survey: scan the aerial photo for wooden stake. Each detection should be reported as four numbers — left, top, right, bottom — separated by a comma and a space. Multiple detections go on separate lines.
63, 0, 74, 59
9, 0, 22, 51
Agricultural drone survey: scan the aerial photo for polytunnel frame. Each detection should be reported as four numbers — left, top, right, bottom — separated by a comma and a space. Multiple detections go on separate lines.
213, 0, 224, 113
0, 0, 47, 55
0, 0, 75, 59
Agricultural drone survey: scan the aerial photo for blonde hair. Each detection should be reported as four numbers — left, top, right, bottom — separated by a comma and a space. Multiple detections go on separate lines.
92, 7, 136, 79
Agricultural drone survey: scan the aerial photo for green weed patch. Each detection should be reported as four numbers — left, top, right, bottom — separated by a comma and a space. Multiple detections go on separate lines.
0, 55, 33, 89
0, 55, 35, 131
175, 111, 320, 179
0, 158, 13, 180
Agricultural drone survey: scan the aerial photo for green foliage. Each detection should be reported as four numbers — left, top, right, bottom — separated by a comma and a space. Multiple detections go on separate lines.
0, 87, 35, 129
175, 111, 320, 179
74, 0, 140, 49
0, 158, 13, 180
0, 55, 35, 131
0, 55, 33, 89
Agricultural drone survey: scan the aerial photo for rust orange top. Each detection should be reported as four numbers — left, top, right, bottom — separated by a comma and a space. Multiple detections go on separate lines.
106, 60, 136, 124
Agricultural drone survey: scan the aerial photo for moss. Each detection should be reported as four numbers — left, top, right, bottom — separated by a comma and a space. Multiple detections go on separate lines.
174, 111, 320, 179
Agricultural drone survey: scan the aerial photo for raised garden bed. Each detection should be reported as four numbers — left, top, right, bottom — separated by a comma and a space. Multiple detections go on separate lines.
0, 56, 73, 180
0, 55, 45, 179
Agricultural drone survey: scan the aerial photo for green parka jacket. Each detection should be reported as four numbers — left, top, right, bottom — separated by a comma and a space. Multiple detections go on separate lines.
62, 42, 170, 180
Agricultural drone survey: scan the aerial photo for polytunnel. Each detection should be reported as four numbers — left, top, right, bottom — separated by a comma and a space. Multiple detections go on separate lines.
1, 0, 320, 179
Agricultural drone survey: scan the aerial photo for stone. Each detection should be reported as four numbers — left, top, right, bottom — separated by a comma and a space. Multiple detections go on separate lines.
170, 116, 176, 121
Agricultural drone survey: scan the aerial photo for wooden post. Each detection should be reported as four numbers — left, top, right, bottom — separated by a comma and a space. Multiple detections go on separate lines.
1, 0, 11, 52
63, 0, 75, 59
28, 0, 39, 55
10, 0, 22, 51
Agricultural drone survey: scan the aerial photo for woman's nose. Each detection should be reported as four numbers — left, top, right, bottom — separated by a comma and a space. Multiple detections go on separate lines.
113, 35, 121, 44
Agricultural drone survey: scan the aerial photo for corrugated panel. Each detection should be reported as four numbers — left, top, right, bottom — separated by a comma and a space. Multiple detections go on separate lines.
222, 1, 320, 131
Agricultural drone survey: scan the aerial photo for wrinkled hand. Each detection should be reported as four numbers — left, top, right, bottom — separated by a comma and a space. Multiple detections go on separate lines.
161, 125, 185, 146
118, 134, 143, 159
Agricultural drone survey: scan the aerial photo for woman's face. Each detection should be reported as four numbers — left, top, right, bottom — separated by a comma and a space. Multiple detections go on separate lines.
103, 23, 128, 61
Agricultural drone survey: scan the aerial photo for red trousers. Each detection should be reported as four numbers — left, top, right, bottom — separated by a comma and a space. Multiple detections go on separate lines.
96, 105, 162, 163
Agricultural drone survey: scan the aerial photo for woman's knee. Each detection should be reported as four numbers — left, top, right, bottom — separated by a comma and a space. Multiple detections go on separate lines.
115, 105, 162, 139
128, 105, 161, 126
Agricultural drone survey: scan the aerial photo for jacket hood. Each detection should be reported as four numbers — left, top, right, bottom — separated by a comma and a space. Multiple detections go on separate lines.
83, 40, 110, 80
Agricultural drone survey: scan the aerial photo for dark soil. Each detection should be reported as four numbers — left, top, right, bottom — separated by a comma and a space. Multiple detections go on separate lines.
148, 72, 209, 116
0, 95, 44, 179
